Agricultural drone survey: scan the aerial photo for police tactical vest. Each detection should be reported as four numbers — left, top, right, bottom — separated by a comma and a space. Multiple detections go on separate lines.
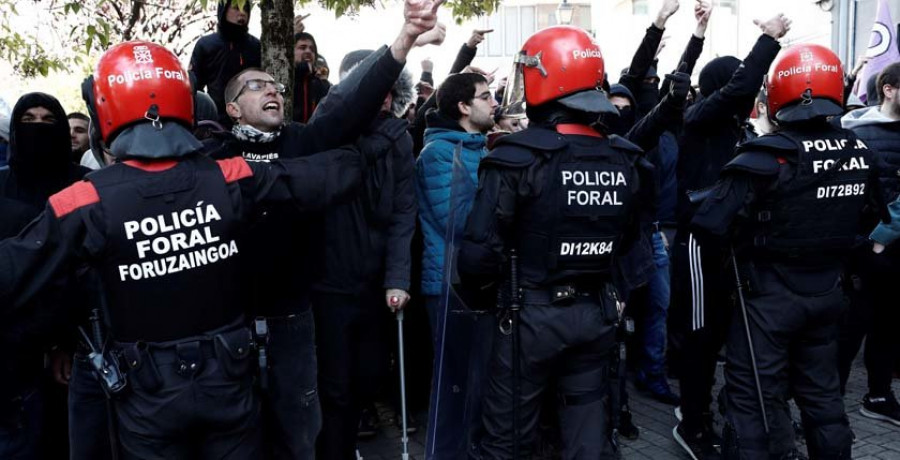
749, 128, 872, 257
514, 134, 639, 285
87, 155, 246, 342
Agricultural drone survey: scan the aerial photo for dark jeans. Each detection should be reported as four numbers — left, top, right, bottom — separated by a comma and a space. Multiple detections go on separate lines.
69, 353, 113, 460
0, 388, 42, 460
837, 247, 900, 397
724, 265, 850, 460
262, 311, 322, 460
312, 291, 390, 460
479, 291, 618, 460
640, 231, 671, 378
115, 333, 261, 460
671, 232, 733, 431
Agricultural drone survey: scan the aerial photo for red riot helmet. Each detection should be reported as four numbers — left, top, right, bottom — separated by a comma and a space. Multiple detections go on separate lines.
84, 41, 194, 143
502, 26, 616, 116
765, 44, 844, 123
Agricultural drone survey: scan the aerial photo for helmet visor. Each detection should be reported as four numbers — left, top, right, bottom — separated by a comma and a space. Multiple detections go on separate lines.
499, 60, 527, 119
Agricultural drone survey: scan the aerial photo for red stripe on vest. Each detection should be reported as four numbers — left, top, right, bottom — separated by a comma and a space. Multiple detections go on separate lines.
49, 181, 100, 218
123, 159, 178, 172
556, 123, 603, 138
217, 157, 253, 183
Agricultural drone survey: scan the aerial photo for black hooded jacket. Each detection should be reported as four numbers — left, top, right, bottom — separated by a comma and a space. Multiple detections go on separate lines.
0, 93, 90, 416
675, 35, 781, 229
293, 61, 332, 123
189, 0, 261, 121
0, 93, 91, 236
313, 114, 417, 294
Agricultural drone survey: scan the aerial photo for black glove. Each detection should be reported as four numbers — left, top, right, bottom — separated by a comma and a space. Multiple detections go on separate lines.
666, 65, 692, 106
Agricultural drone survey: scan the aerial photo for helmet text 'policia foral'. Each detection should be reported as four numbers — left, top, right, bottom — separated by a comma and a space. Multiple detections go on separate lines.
84, 41, 194, 144
766, 43, 844, 123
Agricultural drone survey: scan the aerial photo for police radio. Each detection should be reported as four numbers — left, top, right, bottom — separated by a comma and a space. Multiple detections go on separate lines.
254, 317, 270, 391
79, 312, 127, 397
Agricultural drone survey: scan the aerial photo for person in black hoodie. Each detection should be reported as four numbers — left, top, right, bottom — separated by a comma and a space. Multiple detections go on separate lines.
293, 32, 332, 123
670, 14, 790, 460
0, 93, 90, 459
189, 0, 261, 123
311, 49, 417, 459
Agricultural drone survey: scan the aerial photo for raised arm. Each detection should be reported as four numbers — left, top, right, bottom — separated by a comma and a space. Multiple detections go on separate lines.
301, 0, 443, 153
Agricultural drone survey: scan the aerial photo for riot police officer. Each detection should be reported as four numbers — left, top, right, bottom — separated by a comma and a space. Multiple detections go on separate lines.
690, 44, 886, 459
457, 26, 654, 459
0, 41, 363, 459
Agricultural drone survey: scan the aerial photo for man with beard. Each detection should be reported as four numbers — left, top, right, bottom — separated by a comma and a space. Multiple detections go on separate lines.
67, 113, 90, 164
190, 0, 261, 123
292, 32, 332, 123
671, 14, 791, 459
415, 71, 496, 458
417, 71, 497, 330
0, 93, 90, 459
837, 62, 900, 427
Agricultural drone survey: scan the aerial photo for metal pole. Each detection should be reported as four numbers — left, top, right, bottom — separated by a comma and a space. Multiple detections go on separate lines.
396, 307, 410, 460
730, 247, 769, 435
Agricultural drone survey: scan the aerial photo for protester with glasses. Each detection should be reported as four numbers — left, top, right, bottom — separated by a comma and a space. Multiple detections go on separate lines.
206, 1, 444, 458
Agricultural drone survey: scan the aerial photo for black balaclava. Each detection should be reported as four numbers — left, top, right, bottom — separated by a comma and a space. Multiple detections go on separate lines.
698, 56, 741, 98
605, 84, 638, 136
636, 64, 660, 116
8, 92, 72, 183
217, 0, 251, 42
698, 56, 754, 120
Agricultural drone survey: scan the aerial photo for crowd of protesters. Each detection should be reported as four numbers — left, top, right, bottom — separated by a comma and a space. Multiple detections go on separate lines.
0, 0, 898, 459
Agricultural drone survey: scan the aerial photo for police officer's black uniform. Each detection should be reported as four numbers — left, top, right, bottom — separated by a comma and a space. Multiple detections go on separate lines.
457, 121, 653, 458
691, 123, 884, 459
0, 146, 363, 459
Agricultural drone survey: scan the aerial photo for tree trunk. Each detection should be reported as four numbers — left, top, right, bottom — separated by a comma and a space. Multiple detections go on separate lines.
259, 0, 294, 120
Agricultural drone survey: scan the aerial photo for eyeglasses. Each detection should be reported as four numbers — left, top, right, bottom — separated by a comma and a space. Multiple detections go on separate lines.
231, 79, 286, 102
472, 92, 493, 102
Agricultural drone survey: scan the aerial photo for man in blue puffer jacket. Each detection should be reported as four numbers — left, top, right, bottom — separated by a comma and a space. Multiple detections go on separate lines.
415, 71, 496, 459
417, 72, 496, 324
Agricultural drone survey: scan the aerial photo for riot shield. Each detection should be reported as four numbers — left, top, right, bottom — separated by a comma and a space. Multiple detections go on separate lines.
425, 144, 496, 460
